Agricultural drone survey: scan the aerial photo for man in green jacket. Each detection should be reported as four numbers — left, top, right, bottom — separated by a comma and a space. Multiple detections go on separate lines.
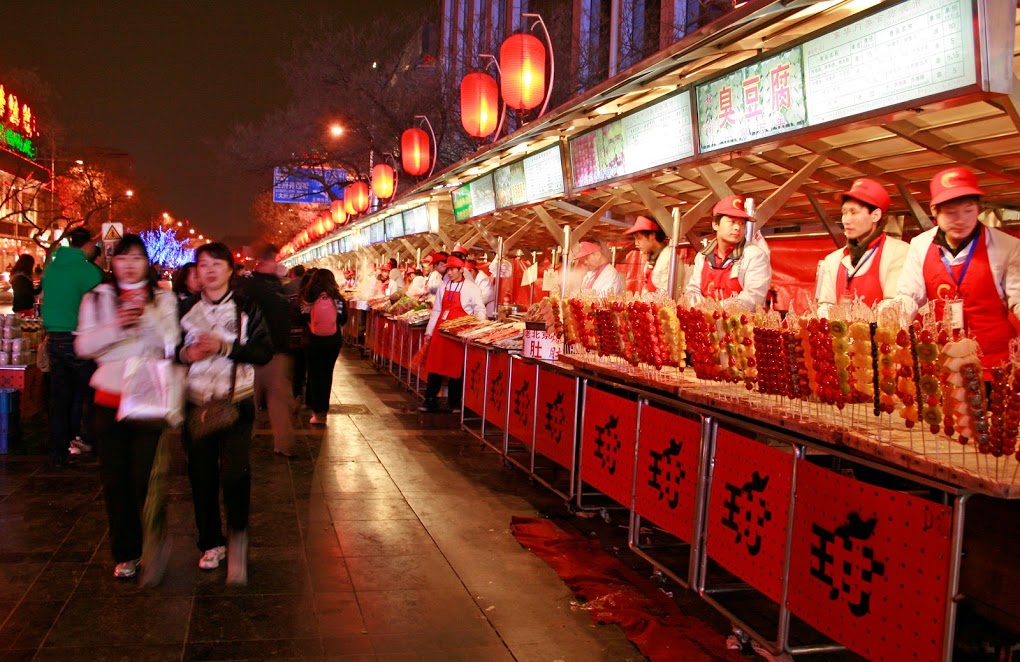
42, 227, 103, 468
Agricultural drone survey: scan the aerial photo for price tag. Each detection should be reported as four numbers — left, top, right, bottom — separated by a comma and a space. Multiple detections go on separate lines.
946, 299, 964, 330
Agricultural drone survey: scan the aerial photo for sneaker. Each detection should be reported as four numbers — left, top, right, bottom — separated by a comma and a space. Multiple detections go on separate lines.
70, 437, 93, 454
226, 530, 248, 586
198, 545, 226, 570
113, 558, 141, 579
309, 414, 326, 426
418, 399, 439, 413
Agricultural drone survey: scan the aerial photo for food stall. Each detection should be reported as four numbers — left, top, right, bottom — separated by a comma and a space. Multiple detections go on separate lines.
282, 1, 1020, 658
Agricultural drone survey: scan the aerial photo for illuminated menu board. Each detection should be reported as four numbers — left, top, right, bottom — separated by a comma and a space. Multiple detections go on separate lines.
569, 90, 694, 189
453, 145, 567, 222
451, 173, 496, 223
493, 161, 526, 208
360, 225, 372, 247
369, 221, 385, 245
696, 48, 806, 152
402, 204, 430, 235
804, 0, 976, 125
384, 213, 404, 240
522, 146, 564, 201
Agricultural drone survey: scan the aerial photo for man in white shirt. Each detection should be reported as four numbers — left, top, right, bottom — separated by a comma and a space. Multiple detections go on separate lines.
572, 241, 624, 295
623, 215, 681, 295
423, 252, 448, 298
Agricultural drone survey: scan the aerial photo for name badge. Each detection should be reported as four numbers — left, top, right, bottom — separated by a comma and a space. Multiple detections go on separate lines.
442, 310, 450, 320
946, 299, 964, 330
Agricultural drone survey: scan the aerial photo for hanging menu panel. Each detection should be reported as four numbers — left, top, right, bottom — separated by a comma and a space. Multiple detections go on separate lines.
494, 161, 528, 208
454, 146, 565, 223
369, 221, 385, 245
522, 145, 565, 201
402, 204, 430, 235
469, 174, 496, 218
696, 48, 807, 153
570, 90, 694, 189
384, 212, 404, 241
805, 0, 976, 126
452, 184, 473, 222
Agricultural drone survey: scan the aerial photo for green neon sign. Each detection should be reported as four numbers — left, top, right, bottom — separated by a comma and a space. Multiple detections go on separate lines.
1, 128, 35, 160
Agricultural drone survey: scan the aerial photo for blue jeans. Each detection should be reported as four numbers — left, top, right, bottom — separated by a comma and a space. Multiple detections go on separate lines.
47, 333, 95, 464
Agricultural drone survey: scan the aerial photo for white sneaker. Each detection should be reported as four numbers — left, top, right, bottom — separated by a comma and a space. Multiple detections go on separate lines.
113, 558, 140, 579
198, 545, 226, 570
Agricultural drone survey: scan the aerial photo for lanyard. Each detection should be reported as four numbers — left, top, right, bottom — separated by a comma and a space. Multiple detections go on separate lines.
583, 263, 608, 289
443, 282, 462, 308
844, 244, 879, 286
939, 234, 978, 289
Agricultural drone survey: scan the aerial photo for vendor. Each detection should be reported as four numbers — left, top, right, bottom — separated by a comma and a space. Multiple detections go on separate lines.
424, 252, 448, 298
816, 178, 908, 314
385, 266, 405, 297
573, 240, 624, 295
894, 166, 1020, 369
466, 260, 496, 316
405, 267, 427, 298
686, 195, 772, 309
421, 256, 487, 413
624, 215, 678, 294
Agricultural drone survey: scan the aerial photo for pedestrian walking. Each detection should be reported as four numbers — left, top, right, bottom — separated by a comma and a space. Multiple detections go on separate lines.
10, 254, 40, 315
300, 269, 348, 425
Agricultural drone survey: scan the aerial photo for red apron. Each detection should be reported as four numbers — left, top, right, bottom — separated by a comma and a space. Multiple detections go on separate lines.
922, 229, 1017, 369
643, 258, 657, 293
425, 286, 468, 379
835, 234, 886, 306
700, 251, 742, 300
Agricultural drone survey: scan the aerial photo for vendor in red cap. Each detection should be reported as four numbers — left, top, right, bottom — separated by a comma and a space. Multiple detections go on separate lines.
624, 215, 679, 294
421, 256, 487, 412
465, 259, 495, 315
894, 166, 1020, 370
573, 240, 624, 295
423, 251, 448, 299
686, 194, 771, 309
816, 178, 909, 315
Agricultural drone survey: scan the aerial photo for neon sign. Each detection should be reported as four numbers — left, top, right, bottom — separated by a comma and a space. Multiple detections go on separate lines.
0, 83, 37, 139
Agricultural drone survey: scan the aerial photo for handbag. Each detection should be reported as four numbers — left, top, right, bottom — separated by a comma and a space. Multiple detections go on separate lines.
36, 336, 49, 373
185, 307, 242, 438
117, 356, 186, 426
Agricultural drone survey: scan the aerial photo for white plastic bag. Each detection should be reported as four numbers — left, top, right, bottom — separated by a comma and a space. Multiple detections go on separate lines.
117, 357, 185, 427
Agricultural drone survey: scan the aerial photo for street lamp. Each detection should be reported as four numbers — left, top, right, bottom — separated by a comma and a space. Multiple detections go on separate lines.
329, 124, 344, 138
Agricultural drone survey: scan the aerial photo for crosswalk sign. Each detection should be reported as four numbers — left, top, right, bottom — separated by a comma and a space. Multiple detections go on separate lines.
101, 222, 124, 242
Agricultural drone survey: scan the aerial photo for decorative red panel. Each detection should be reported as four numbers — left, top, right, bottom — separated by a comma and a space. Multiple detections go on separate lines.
485, 351, 510, 428
705, 429, 793, 604
634, 405, 702, 543
787, 461, 952, 662
410, 329, 426, 380
391, 324, 406, 367
534, 368, 577, 470
580, 386, 638, 508
508, 360, 538, 447
463, 345, 487, 415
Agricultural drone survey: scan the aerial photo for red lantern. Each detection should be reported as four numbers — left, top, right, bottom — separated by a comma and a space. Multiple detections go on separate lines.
460, 72, 499, 138
323, 216, 335, 233
500, 33, 546, 112
331, 199, 347, 226
401, 128, 430, 177
344, 196, 357, 217
348, 181, 370, 213
315, 218, 327, 237
372, 163, 395, 199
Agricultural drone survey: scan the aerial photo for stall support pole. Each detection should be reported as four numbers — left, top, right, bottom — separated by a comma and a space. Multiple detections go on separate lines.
667, 206, 681, 297
943, 493, 972, 662
560, 226, 570, 300
493, 237, 504, 316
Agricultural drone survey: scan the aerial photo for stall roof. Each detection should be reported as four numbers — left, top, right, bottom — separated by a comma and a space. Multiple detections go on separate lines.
299, 0, 1020, 265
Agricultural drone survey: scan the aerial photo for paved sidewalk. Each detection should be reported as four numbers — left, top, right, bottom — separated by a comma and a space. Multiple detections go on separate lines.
0, 352, 647, 661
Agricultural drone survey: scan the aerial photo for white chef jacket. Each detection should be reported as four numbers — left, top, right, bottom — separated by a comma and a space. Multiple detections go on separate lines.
474, 270, 496, 316
406, 275, 428, 298
579, 263, 625, 295
816, 234, 909, 316
426, 271, 444, 297
685, 243, 772, 310
894, 225, 1020, 320
425, 278, 488, 336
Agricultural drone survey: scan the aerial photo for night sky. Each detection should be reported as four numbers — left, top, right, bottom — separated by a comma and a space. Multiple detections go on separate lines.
0, 1, 419, 239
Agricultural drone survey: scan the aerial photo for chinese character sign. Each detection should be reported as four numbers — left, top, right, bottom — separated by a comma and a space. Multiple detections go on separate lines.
787, 461, 953, 661
634, 406, 702, 543
580, 387, 638, 506
696, 48, 807, 152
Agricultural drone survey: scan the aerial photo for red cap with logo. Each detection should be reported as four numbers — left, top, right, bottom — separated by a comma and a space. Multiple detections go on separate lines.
445, 256, 466, 269
712, 195, 752, 219
836, 178, 891, 213
930, 166, 984, 206
572, 241, 601, 261
423, 252, 448, 265
623, 215, 662, 235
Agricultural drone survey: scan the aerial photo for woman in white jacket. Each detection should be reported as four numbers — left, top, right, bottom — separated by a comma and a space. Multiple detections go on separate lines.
75, 235, 179, 581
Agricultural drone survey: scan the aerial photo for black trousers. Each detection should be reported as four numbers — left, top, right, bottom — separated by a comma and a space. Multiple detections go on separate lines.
183, 398, 255, 552
306, 338, 341, 414
291, 348, 306, 399
47, 333, 96, 464
425, 373, 463, 408
94, 405, 161, 563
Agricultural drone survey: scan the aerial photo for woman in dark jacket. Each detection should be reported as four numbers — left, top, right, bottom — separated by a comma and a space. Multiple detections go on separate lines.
10, 254, 39, 314
177, 242, 272, 585
301, 269, 348, 425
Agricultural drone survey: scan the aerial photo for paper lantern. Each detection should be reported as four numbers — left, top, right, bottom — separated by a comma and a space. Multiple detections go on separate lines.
500, 33, 546, 112
315, 218, 327, 237
460, 72, 499, 138
372, 163, 395, 199
401, 127, 430, 177
323, 216, 335, 233
344, 196, 357, 217
331, 199, 347, 226
348, 181, 370, 213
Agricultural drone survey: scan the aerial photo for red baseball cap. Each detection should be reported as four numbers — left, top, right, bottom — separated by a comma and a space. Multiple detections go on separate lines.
623, 215, 662, 235
445, 256, 466, 269
425, 252, 448, 265
712, 195, 751, 219
930, 167, 984, 206
452, 244, 468, 254
572, 241, 601, 261
836, 178, 890, 214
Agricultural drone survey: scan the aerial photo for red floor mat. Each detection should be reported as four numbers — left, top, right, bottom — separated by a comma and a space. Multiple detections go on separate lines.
511, 516, 745, 662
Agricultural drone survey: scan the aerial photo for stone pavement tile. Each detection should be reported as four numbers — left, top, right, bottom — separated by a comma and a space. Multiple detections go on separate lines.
295, 495, 334, 525
44, 595, 192, 648
367, 626, 505, 655
0, 650, 36, 662
313, 592, 365, 636
335, 519, 436, 558
344, 551, 461, 592
318, 469, 400, 496
0, 600, 63, 650
0, 563, 45, 602
325, 497, 417, 521
473, 589, 603, 647
512, 637, 647, 662
248, 512, 304, 548
31, 644, 184, 661
375, 646, 515, 662
188, 593, 318, 642
183, 638, 324, 661
321, 633, 374, 657
303, 522, 343, 551
306, 554, 355, 593
194, 546, 312, 596
357, 588, 491, 635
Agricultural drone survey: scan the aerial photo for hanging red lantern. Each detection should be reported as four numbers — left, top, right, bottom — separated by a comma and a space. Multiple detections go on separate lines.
323, 217, 335, 233
401, 127, 430, 177
331, 199, 347, 226
315, 218, 327, 237
372, 163, 395, 199
460, 72, 499, 138
348, 181, 370, 213
344, 196, 357, 217
500, 33, 546, 112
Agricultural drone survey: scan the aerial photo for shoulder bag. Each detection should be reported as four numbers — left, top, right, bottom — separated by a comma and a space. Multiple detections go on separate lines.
186, 306, 242, 438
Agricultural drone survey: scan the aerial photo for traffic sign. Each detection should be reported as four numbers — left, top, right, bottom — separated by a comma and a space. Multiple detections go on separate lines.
101, 222, 124, 242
